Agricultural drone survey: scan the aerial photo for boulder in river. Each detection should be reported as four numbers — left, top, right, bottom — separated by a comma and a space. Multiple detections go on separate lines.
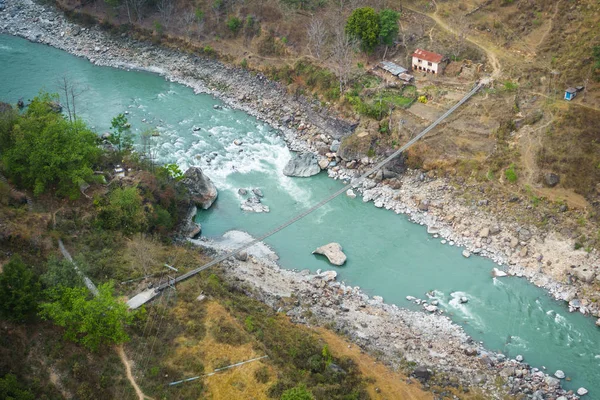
577, 388, 588, 396
313, 243, 347, 266
492, 268, 508, 277
283, 152, 321, 177
554, 370, 565, 379
179, 167, 218, 209
241, 196, 269, 213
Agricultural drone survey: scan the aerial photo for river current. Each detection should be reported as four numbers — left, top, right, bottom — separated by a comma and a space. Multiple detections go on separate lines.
1, 34, 598, 394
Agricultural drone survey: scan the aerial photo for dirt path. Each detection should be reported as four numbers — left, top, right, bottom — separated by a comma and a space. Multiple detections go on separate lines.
117, 345, 154, 400
536, 0, 562, 50
405, 1, 502, 78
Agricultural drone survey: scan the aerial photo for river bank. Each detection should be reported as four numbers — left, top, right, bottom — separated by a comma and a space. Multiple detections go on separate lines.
3, 0, 597, 321
195, 230, 587, 399
0, 0, 598, 397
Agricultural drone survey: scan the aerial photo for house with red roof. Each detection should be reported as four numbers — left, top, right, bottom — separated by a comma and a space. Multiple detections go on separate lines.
412, 49, 445, 75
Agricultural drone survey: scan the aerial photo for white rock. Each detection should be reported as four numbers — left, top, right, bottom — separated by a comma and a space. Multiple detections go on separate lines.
346, 189, 356, 199
577, 387, 588, 396
515, 355, 523, 362
319, 270, 338, 282
312, 242, 347, 266
554, 370, 565, 379
424, 304, 438, 313
406, 296, 416, 301
462, 250, 471, 258
492, 268, 508, 277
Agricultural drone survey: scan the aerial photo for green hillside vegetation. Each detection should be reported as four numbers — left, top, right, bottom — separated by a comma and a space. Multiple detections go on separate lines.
0, 93, 391, 399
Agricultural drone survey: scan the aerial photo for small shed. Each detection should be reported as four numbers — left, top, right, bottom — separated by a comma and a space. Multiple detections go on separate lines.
378, 61, 414, 82
564, 87, 577, 101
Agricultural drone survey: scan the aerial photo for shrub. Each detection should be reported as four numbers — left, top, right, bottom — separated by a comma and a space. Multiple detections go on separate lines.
0, 256, 42, 321
281, 384, 314, 400
504, 164, 518, 183
254, 365, 270, 383
96, 187, 147, 234
226, 16, 242, 35
210, 320, 248, 345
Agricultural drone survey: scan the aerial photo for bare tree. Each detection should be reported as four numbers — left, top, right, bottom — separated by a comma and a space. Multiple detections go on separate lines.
331, 26, 355, 93
128, 234, 155, 276
181, 9, 196, 38
127, 0, 146, 24
56, 76, 86, 127
157, 0, 175, 27
451, 14, 469, 60
307, 17, 328, 59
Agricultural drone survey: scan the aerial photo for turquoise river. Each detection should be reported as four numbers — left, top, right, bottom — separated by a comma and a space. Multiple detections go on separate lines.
1, 34, 598, 395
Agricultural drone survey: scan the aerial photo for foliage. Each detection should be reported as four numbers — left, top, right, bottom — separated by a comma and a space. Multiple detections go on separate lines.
201, 274, 367, 399
504, 163, 518, 183
345, 7, 380, 53
281, 384, 314, 400
226, 16, 242, 35
39, 282, 134, 351
1, 92, 101, 198
0, 256, 42, 322
378, 9, 399, 47
161, 163, 184, 181
108, 113, 133, 152
0, 102, 18, 151
96, 186, 147, 234
153, 21, 164, 36
41, 256, 84, 289
0, 374, 35, 400
195, 8, 205, 22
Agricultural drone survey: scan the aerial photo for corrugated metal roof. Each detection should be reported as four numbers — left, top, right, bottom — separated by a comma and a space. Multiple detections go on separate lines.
565, 87, 577, 93
412, 48, 444, 64
379, 61, 408, 76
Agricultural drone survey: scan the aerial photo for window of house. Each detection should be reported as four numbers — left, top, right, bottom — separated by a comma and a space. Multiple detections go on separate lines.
418, 59, 422, 63
428, 62, 432, 66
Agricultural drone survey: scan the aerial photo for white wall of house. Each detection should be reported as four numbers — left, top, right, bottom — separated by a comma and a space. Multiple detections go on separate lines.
412, 56, 439, 74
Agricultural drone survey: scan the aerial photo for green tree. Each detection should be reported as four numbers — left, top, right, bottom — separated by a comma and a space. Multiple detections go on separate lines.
226, 16, 242, 35
96, 186, 147, 234
378, 9, 399, 47
0, 256, 42, 322
0, 374, 35, 400
39, 282, 134, 351
1, 92, 101, 198
108, 113, 133, 152
280, 384, 314, 400
345, 7, 380, 53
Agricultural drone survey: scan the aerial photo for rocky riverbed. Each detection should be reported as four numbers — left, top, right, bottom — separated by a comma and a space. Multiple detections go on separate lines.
1, 0, 598, 397
194, 231, 586, 399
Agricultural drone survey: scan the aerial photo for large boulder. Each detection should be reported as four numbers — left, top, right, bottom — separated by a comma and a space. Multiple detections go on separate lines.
544, 172, 560, 187
283, 153, 321, 177
412, 366, 432, 382
178, 205, 202, 238
312, 243, 347, 266
179, 167, 218, 209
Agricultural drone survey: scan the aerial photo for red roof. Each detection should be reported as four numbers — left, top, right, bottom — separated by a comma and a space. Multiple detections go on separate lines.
412, 49, 444, 64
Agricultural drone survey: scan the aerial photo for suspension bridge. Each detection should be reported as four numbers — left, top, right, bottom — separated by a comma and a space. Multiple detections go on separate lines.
127, 79, 491, 309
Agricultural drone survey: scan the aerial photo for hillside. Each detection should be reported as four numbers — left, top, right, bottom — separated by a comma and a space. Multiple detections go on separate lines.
56, 0, 600, 237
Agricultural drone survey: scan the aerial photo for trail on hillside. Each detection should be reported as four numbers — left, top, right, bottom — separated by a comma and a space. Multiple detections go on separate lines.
117, 346, 154, 400
405, 1, 501, 78
536, 0, 562, 50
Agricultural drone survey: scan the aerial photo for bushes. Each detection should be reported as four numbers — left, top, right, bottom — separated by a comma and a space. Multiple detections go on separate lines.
0, 256, 42, 322
505, 164, 518, 183
226, 16, 242, 35
96, 187, 147, 234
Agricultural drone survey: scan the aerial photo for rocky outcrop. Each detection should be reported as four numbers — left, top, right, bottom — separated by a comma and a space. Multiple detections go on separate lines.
179, 167, 218, 210
179, 205, 202, 238
283, 153, 321, 177
313, 243, 347, 266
